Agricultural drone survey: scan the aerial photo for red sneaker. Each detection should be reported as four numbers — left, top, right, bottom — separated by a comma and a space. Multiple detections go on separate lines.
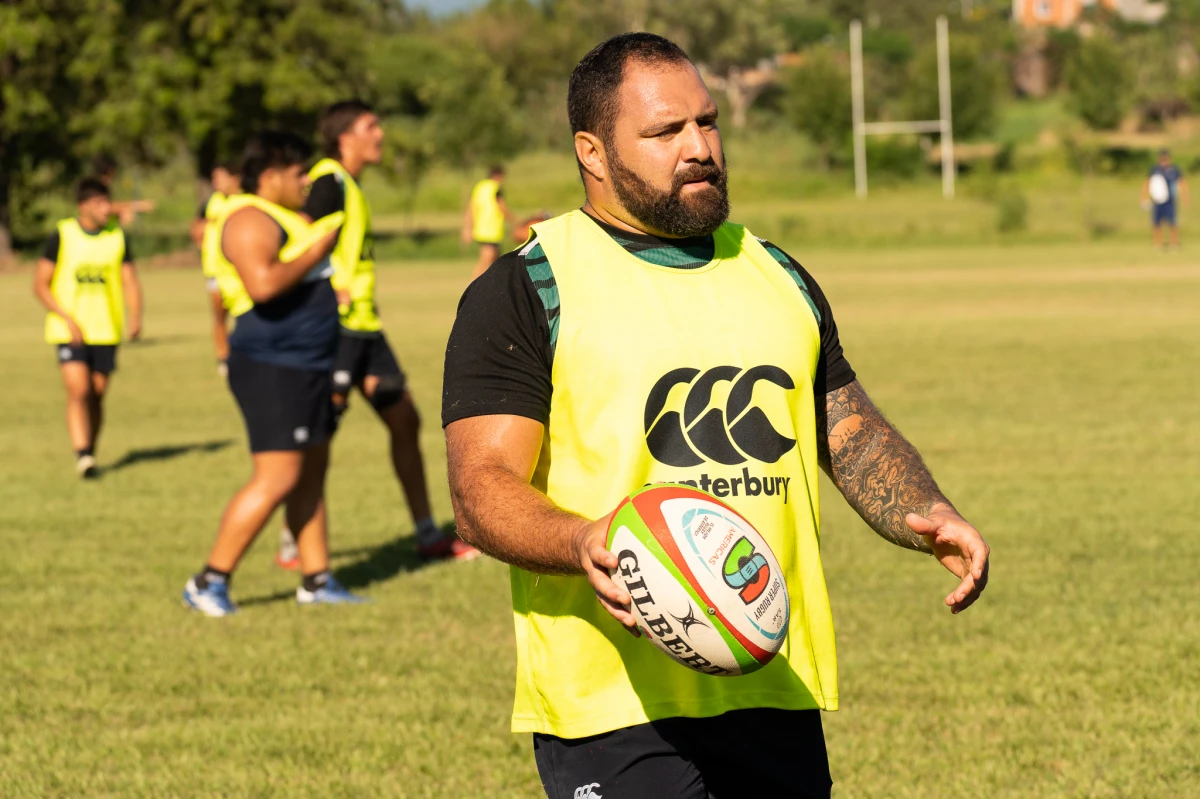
417, 535, 481, 562
276, 527, 299, 570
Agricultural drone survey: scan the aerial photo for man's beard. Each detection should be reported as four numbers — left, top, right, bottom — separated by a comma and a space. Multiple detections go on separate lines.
608, 148, 730, 237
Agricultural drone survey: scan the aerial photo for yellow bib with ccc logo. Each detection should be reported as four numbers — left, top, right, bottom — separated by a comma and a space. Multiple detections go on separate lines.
511, 210, 838, 739
44, 218, 126, 345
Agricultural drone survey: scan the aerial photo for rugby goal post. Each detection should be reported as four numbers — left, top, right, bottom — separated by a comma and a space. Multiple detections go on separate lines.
850, 15, 955, 199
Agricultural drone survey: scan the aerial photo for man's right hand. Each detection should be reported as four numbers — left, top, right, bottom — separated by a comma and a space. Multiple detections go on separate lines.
308, 226, 342, 262
65, 318, 84, 346
574, 515, 641, 637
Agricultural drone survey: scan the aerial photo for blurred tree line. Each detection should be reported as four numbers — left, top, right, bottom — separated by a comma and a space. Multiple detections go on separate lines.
3, 0, 1200, 253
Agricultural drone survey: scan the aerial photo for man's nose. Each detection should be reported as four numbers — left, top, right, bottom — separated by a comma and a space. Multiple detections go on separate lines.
679, 121, 714, 163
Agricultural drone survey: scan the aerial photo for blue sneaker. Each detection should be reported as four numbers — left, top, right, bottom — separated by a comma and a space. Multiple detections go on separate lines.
296, 576, 366, 605
182, 577, 237, 617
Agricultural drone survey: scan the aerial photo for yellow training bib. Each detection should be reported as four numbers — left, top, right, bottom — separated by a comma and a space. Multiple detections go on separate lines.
201, 191, 229, 280
470, 178, 504, 243
208, 195, 343, 318
510, 211, 837, 739
309, 158, 380, 333
44, 218, 127, 345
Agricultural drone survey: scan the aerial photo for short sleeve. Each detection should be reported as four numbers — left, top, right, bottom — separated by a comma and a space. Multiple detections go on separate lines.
442, 248, 555, 427
758, 239, 856, 397
197, 199, 210, 220
122, 235, 134, 264
41, 230, 60, 262
304, 174, 345, 220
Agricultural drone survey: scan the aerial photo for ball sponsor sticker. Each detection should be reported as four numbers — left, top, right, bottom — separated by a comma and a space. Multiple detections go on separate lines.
660, 498, 790, 648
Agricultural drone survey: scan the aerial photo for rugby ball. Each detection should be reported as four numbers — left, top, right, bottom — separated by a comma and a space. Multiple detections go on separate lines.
606, 484, 789, 677
1149, 173, 1171, 205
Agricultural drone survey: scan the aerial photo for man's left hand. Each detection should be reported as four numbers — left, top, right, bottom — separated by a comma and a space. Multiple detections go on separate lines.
906, 507, 990, 614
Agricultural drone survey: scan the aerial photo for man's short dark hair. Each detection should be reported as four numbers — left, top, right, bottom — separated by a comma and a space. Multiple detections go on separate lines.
212, 159, 238, 176
76, 178, 110, 204
567, 33, 693, 149
319, 100, 375, 158
488, 164, 505, 178
91, 154, 117, 178
240, 131, 313, 193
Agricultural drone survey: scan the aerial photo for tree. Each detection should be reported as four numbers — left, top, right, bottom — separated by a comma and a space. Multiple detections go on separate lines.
904, 36, 1000, 140
649, 0, 788, 129
370, 33, 523, 173
0, 0, 101, 257
781, 48, 852, 167
1065, 36, 1131, 130
141, 0, 379, 172
0, 0, 386, 258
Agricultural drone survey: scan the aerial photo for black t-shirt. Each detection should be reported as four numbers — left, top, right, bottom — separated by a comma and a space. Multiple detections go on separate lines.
42, 227, 134, 264
442, 215, 855, 428
304, 174, 346, 220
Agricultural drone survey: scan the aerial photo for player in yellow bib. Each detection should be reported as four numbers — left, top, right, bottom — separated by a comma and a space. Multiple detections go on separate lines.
34, 178, 143, 478
182, 131, 364, 616
304, 100, 478, 562
463, 165, 515, 280
190, 161, 242, 375
443, 34, 992, 798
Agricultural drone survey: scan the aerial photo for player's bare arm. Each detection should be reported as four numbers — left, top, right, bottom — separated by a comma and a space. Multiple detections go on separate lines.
461, 205, 474, 244
498, 196, 516, 225
33, 258, 84, 344
222, 207, 339, 303
446, 414, 639, 633
189, 218, 206, 249
817, 379, 990, 613
121, 262, 143, 340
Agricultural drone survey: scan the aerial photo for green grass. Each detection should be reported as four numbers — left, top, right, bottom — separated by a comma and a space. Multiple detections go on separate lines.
2, 239, 1199, 797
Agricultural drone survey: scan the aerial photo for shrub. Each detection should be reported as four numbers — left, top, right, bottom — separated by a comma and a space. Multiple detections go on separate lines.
1065, 36, 1132, 130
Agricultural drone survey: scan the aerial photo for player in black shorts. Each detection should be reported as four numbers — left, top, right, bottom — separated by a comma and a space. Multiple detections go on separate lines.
305, 101, 478, 561
34, 178, 143, 478
182, 131, 364, 616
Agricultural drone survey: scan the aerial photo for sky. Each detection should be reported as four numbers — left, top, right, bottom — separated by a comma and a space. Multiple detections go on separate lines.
407, 0, 485, 15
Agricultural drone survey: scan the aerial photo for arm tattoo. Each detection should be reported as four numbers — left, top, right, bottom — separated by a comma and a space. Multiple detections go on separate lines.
817, 380, 949, 553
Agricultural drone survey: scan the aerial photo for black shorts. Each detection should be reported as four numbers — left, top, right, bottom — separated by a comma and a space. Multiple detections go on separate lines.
55, 344, 118, 374
331, 331, 406, 399
534, 708, 831, 799
227, 350, 335, 453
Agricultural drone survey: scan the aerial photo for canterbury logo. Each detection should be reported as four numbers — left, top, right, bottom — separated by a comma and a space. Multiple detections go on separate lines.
644, 366, 797, 467
573, 784, 602, 799
73, 266, 110, 285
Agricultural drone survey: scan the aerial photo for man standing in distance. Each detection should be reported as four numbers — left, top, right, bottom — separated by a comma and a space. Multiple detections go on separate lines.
183, 131, 363, 617
190, 161, 242, 376
462, 165, 515, 280
306, 101, 478, 561
443, 34, 991, 797
34, 178, 143, 478
1142, 148, 1188, 250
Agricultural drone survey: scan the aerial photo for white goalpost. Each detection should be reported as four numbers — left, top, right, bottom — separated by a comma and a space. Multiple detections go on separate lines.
850, 15, 955, 199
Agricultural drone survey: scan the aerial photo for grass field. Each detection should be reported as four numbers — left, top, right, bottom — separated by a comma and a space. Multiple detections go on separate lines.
3, 238, 1199, 797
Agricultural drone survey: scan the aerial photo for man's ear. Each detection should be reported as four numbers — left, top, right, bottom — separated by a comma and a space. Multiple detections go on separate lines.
575, 132, 607, 183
